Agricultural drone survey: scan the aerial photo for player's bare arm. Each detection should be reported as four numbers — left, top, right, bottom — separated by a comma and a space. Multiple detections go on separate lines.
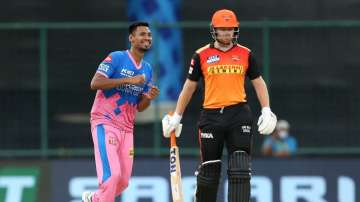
137, 85, 160, 112
162, 79, 197, 138
137, 95, 151, 112
174, 79, 198, 115
251, 76, 270, 108
90, 73, 145, 90
251, 76, 277, 134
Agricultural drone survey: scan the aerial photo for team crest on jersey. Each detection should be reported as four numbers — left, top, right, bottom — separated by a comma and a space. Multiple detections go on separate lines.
103, 55, 112, 63
206, 55, 220, 64
232, 55, 241, 61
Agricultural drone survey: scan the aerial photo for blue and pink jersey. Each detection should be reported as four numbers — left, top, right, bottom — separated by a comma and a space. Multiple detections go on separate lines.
90, 50, 153, 132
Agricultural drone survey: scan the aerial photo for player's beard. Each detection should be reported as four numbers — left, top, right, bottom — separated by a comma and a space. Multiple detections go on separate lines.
216, 37, 232, 46
139, 42, 151, 53
216, 33, 233, 46
139, 47, 149, 53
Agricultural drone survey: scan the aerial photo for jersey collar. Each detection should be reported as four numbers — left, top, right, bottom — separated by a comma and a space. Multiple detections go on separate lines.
210, 41, 237, 52
127, 50, 143, 70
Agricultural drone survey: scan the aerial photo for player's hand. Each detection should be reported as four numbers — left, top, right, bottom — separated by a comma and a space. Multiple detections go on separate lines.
128, 74, 146, 85
257, 107, 277, 135
144, 85, 160, 100
162, 113, 182, 138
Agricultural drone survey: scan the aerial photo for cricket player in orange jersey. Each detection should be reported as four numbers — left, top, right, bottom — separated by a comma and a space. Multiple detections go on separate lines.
162, 9, 277, 202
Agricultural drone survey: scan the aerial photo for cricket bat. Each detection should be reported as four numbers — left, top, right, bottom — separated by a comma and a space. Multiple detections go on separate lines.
169, 131, 184, 202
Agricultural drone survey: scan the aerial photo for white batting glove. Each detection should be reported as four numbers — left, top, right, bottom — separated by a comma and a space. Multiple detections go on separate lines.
257, 107, 277, 135
162, 113, 183, 138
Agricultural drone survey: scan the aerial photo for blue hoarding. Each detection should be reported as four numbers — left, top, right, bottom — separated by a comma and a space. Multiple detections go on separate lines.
50, 158, 359, 202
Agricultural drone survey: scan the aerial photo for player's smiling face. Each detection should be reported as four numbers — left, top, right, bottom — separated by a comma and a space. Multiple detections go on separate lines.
130, 26, 152, 52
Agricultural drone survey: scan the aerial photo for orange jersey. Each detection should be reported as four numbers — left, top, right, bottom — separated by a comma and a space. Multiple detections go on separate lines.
187, 43, 260, 109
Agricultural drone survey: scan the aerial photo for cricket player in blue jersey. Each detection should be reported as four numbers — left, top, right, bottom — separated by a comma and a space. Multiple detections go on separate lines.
82, 21, 160, 202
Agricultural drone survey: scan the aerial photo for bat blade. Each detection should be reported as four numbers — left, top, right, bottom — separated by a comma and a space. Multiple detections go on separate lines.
170, 132, 184, 202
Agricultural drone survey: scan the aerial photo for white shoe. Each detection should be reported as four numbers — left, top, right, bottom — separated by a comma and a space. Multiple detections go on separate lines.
82, 191, 94, 202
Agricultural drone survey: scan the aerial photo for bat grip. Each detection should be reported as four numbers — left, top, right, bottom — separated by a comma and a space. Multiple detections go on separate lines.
170, 132, 177, 147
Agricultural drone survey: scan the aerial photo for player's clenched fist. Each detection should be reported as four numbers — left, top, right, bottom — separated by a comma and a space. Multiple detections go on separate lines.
144, 85, 160, 100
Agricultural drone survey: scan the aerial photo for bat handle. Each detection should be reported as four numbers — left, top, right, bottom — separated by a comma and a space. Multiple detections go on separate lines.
168, 111, 178, 148
170, 132, 177, 147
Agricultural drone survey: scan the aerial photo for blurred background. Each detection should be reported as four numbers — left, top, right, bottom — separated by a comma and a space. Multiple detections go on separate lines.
0, 0, 359, 201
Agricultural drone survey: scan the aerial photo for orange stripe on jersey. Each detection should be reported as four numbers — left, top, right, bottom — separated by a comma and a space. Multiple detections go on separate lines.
196, 44, 210, 54
197, 44, 251, 108
236, 44, 251, 51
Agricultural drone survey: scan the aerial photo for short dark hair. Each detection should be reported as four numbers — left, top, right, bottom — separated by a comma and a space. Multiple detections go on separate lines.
129, 21, 149, 34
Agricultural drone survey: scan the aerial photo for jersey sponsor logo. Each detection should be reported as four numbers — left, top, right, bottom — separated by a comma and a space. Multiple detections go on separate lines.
98, 63, 110, 72
207, 64, 245, 75
116, 83, 144, 96
206, 55, 220, 64
188, 66, 194, 74
120, 68, 135, 76
103, 55, 112, 62
242, 125, 251, 133
190, 58, 195, 66
200, 132, 214, 139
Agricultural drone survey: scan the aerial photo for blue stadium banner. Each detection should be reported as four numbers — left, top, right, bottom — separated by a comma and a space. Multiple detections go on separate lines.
127, 0, 183, 103
1, 158, 359, 202
51, 158, 359, 202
